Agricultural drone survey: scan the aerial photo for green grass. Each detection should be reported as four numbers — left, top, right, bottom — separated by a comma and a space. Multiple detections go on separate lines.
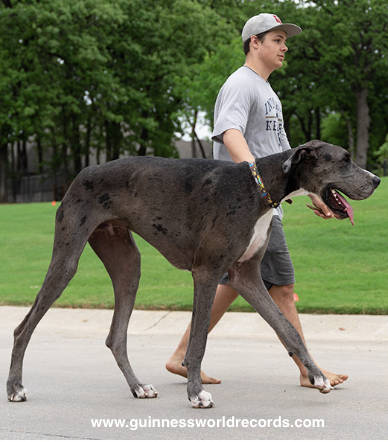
0, 177, 387, 314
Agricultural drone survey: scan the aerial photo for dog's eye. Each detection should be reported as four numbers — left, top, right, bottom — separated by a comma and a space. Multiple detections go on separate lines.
339, 153, 351, 169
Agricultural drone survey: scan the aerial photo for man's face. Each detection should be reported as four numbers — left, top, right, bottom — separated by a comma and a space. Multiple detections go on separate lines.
256, 30, 288, 71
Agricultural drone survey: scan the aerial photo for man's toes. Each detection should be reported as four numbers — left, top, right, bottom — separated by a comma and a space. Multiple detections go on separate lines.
201, 373, 221, 385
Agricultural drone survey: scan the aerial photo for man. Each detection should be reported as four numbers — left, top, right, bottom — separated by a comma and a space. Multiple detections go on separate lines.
166, 13, 348, 388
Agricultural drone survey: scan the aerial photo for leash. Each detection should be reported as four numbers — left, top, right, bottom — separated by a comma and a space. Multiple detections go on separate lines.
249, 162, 280, 208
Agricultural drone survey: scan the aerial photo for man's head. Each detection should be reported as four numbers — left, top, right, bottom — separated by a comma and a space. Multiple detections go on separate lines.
242, 13, 301, 54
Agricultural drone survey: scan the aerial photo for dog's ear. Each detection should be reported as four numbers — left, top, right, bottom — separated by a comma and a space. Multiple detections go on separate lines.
282, 145, 319, 174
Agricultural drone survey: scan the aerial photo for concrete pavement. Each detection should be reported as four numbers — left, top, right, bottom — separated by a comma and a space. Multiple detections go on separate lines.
0, 306, 387, 440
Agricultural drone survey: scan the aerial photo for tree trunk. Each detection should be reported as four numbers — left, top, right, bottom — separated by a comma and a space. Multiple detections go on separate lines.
191, 110, 198, 158
0, 142, 8, 202
84, 115, 92, 168
194, 131, 207, 159
138, 126, 148, 156
105, 120, 122, 162
105, 120, 112, 162
37, 137, 44, 174
21, 139, 28, 171
341, 112, 355, 158
62, 111, 69, 182
315, 107, 321, 140
295, 111, 313, 141
354, 87, 370, 169
72, 115, 82, 174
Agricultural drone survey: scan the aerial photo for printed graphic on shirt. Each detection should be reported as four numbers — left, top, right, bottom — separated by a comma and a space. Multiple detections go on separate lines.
264, 96, 284, 148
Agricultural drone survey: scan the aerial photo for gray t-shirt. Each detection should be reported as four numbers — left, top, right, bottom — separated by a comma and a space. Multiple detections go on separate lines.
212, 66, 291, 217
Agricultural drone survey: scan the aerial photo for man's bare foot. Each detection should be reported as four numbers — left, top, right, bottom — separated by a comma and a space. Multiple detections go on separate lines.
300, 369, 348, 389
165, 357, 221, 384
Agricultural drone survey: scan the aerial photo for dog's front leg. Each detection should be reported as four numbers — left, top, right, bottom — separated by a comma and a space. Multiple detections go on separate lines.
183, 268, 220, 408
229, 258, 331, 394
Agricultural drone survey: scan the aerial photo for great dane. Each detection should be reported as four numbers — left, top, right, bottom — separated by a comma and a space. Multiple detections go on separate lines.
7, 140, 380, 408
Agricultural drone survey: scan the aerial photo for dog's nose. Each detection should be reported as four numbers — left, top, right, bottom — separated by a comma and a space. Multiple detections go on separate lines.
373, 176, 381, 188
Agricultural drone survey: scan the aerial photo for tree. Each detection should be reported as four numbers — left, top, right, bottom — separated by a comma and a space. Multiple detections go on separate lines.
0, 0, 130, 199
0, 0, 234, 201
1, 0, 387, 204
303, 0, 388, 168
185, 0, 388, 168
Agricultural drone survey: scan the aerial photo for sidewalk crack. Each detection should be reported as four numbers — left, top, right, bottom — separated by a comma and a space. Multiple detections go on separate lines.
144, 311, 171, 331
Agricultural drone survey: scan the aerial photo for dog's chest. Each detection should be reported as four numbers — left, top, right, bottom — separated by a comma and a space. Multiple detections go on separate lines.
238, 210, 274, 262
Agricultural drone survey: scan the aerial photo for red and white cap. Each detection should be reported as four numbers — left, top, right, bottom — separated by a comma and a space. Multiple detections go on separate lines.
241, 13, 302, 42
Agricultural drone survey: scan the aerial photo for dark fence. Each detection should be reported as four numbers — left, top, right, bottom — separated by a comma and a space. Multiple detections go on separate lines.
7, 173, 70, 203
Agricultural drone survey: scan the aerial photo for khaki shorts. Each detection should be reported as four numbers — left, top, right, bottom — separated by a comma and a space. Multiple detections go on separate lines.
219, 215, 295, 290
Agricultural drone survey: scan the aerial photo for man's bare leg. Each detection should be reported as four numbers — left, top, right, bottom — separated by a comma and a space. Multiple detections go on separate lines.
165, 284, 238, 384
269, 283, 348, 388
166, 283, 348, 387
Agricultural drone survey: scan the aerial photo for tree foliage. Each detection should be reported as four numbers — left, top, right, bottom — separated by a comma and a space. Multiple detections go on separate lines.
1, 0, 387, 202
0, 0, 233, 200
183, 0, 388, 168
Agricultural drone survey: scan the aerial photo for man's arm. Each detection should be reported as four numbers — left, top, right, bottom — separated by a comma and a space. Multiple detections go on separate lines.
223, 129, 255, 164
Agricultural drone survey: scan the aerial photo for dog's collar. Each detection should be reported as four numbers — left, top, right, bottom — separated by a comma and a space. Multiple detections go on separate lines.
249, 162, 280, 208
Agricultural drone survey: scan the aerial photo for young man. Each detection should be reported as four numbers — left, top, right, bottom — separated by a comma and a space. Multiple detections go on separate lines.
166, 13, 348, 388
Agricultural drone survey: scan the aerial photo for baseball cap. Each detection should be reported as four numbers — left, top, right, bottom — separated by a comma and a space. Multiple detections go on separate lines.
241, 13, 302, 42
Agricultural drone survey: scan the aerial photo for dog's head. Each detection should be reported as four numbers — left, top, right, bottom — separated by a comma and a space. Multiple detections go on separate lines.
282, 140, 380, 224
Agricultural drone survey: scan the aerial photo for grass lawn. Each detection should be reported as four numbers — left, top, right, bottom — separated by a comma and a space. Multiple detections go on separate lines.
0, 177, 386, 314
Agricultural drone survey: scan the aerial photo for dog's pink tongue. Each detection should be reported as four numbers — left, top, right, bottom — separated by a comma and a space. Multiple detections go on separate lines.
337, 192, 354, 226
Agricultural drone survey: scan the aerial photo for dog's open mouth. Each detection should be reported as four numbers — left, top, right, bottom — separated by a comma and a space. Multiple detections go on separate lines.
327, 188, 354, 225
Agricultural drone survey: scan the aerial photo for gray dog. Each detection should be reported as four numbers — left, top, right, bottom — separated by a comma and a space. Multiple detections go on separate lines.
7, 140, 380, 408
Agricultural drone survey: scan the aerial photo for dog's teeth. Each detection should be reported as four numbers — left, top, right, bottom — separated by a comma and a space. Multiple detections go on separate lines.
330, 189, 346, 208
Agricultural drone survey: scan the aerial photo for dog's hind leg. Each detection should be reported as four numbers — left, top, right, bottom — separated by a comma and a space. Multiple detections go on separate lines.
183, 267, 220, 408
7, 215, 91, 402
88, 223, 158, 399
229, 257, 331, 394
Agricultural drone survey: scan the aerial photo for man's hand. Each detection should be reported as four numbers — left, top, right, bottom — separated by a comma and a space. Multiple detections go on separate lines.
307, 194, 334, 219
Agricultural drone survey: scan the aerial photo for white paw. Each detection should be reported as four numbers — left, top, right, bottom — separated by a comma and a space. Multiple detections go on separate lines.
314, 376, 331, 394
8, 387, 27, 402
134, 384, 158, 399
190, 390, 215, 408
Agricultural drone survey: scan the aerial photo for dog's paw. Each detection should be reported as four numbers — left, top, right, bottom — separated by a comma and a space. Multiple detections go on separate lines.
190, 390, 215, 409
8, 386, 27, 402
133, 384, 158, 399
313, 376, 331, 394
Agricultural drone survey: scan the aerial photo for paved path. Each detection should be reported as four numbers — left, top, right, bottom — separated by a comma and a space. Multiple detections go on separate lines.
0, 307, 387, 440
